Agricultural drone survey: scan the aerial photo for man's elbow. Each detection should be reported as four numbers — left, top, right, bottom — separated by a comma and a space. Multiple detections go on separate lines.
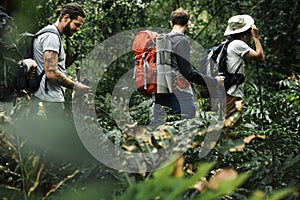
45, 69, 58, 80
259, 54, 265, 62
254, 52, 265, 62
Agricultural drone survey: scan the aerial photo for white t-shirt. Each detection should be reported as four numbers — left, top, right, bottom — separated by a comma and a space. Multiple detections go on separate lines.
226, 40, 251, 98
33, 25, 66, 102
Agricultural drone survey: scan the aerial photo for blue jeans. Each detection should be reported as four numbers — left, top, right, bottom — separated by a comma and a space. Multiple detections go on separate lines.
153, 91, 196, 125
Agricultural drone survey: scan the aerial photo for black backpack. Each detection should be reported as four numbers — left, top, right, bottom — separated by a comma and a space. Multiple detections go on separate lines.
199, 39, 245, 98
15, 28, 62, 97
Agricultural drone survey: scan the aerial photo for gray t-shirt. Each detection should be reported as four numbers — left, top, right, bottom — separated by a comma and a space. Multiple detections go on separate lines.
33, 25, 66, 102
226, 40, 251, 98
169, 32, 218, 96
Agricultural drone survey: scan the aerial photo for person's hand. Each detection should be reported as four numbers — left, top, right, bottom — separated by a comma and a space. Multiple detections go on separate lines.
251, 24, 259, 39
23, 59, 37, 70
22, 59, 37, 78
74, 82, 91, 94
216, 75, 225, 86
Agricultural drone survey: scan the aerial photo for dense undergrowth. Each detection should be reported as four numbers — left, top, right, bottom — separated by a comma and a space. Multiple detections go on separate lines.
0, 73, 298, 199
0, 0, 299, 198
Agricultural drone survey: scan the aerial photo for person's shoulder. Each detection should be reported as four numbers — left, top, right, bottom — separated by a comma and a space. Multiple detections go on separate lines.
169, 32, 188, 43
169, 31, 185, 38
230, 39, 248, 46
38, 25, 59, 35
37, 25, 60, 40
228, 39, 249, 49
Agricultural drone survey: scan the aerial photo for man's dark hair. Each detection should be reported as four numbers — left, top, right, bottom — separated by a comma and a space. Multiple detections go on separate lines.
171, 8, 190, 26
57, 3, 86, 21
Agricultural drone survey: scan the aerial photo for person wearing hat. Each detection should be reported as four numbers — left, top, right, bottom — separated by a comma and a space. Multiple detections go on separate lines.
223, 14, 265, 127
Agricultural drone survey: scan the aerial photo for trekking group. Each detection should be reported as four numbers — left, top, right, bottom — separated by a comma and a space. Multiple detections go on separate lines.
133, 8, 264, 127
0, 2, 264, 134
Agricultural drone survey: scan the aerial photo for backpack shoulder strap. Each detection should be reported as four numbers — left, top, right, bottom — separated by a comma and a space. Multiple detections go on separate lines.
35, 27, 62, 54
35, 27, 61, 39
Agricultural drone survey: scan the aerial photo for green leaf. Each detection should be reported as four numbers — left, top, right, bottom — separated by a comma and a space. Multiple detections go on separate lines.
165, 162, 215, 200
248, 188, 293, 200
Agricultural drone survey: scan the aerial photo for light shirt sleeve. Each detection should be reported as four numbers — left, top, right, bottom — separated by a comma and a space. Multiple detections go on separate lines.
231, 40, 251, 58
40, 33, 60, 54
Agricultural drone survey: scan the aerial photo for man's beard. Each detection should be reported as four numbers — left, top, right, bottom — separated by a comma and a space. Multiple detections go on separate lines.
63, 21, 74, 37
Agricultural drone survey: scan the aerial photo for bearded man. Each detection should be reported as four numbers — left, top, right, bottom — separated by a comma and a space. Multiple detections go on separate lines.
32, 3, 90, 119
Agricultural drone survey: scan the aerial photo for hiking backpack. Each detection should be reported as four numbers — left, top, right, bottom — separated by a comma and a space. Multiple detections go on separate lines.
0, 11, 58, 101
199, 39, 245, 98
15, 28, 61, 96
132, 30, 173, 97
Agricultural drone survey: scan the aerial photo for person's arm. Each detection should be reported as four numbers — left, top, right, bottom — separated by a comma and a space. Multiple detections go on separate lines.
175, 39, 221, 86
43, 50, 90, 92
180, 62, 223, 86
245, 25, 265, 62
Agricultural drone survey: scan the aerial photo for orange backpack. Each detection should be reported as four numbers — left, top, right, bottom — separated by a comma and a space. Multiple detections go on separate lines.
132, 30, 159, 97
132, 30, 190, 97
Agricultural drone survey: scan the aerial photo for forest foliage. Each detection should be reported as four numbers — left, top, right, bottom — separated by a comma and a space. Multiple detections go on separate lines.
0, 0, 299, 199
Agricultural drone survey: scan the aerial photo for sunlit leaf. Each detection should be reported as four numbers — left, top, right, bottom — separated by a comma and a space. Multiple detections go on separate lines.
243, 134, 266, 144
206, 168, 238, 190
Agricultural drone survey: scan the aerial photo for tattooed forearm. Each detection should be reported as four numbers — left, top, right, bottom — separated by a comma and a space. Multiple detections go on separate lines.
44, 50, 75, 89
54, 75, 75, 89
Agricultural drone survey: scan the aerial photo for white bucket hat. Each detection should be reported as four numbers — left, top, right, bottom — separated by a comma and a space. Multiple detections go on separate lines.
224, 14, 254, 36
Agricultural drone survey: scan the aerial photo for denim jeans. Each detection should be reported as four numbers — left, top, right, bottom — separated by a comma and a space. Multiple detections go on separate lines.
153, 90, 196, 126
